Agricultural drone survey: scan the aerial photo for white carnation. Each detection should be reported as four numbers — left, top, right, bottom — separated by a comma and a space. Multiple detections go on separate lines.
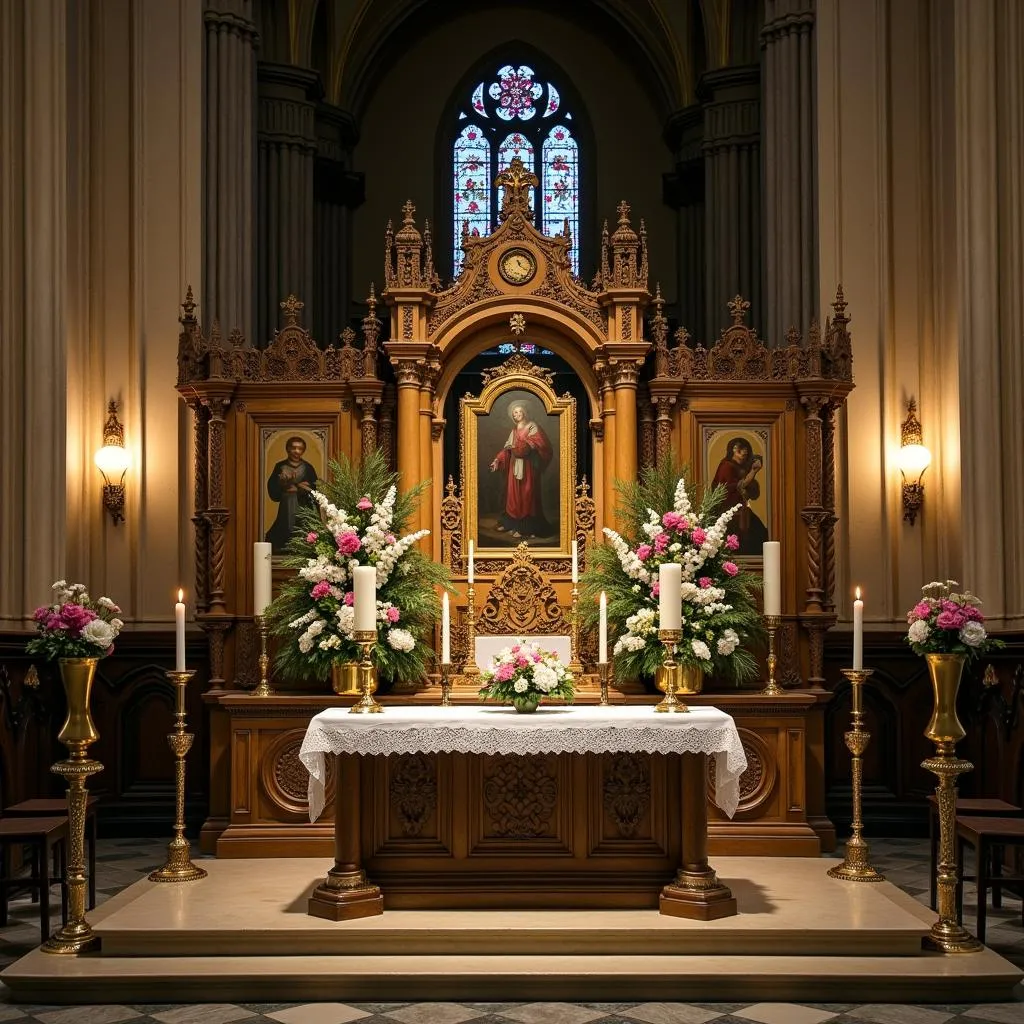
907, 619, 930, 644
532, 663, 558, 693
387, 627, 416, 652
691, 639, 711, 661
513, 679, 528, 693
717, 628, 740, 656
959, 621, 987, 647
81, 618, 116, 649
98, 596, 120, 612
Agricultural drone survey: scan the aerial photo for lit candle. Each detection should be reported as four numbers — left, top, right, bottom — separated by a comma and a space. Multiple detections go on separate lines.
853, 587, 864, 670
175, 589, 186, 672
658, 563, 682, 631
353, 566, 377, 633
253, 542, 273, 616
441, 591, 450, 664
762, 541, 781, 616
571, 540, 578, 584
468, 540, 474, 585
599, 591, 608, 664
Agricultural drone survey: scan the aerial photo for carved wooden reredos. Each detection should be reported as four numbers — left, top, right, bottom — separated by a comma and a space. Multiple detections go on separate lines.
177, 154, 854, 691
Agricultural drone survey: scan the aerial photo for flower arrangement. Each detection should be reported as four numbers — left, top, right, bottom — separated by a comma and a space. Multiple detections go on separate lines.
905, 580, 1003, 662
28, 581, 123, 660
581, 461, 762, 684
268, 451, 449, 684
479, 641, 575, 711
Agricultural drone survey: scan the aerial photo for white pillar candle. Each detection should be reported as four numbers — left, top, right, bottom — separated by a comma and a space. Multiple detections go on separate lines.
762, 541, 781, 616
571, 540, 578, 584
468, 540, 474, 585
175, 589, 186, 672
599, 591, 608, 664
353, 566, 377, 633
253, 542, 273, 616
441, 591, 450, 664
658, 563, 682, 631
853, 587, 864, 670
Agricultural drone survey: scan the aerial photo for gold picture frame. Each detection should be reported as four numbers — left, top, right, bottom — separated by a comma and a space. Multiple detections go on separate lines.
461, 357, 576, 560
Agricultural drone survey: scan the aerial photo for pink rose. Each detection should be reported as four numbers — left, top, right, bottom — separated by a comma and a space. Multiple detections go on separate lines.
516, 656, 529, 668
336, 531, 362, 556
532, 652, 542, 663
385, 534, 396, 545
636, 544, 653, 561
936, 610, 965, 630
699, 577, 712, 589
310, 581, 331, 600
725, 534, 740, 551
654, 532, 670, 554
652, 583, 660, 597
32, 606, 50, 623
662, 512, 682, 530
911, 600, 932, 621
691, 527, 707, 546
357, 496, 373, 511
511, 644, 521, 653
344, 592, 354, 606
59, 603, 96, 633
386, 606, 400, 623
306, 531, 319, 544
963, 605, 985, 622
723, 561, 739, 577
495, 663, 515, 682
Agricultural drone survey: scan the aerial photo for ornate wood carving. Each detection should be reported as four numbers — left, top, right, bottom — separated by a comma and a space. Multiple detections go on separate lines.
706, 728, 777, 814
261, 728, 336, 816
389, 754, 437, 838
478, 544, 571, 635
480, 352, 555, 386
234, 620, 258, 690
603, 753, 651, 837
483, 755, 558, 838
440, 477, 464, 573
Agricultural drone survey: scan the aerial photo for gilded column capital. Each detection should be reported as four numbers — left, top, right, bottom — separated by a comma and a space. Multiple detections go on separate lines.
612, 360, 641, 389
393, 360, 424, 388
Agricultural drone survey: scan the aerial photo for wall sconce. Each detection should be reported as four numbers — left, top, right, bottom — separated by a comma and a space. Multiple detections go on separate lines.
897, 397, 931, 526
94, 400, 130, 525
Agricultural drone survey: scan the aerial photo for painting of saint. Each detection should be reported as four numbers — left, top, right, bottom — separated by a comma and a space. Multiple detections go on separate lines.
706, 430, 770, 557
489, 401, 554, 538
261, 429, 326, 555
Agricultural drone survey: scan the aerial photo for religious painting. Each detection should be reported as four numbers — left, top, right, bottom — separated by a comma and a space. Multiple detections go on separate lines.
260, 427, 328, 555
702, 426, 772, 558
462, 356, 576, 559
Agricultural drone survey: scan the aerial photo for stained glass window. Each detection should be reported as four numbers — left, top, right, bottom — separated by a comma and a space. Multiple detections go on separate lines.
451, 61, 582, 275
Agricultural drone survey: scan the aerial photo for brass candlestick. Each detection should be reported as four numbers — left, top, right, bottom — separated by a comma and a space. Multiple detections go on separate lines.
569, 584, 584, 674
828, 668, 884, 882
350, 629, 382, 714
463, 585, 480, 676
150, 670, 207, 883
253, 614, 274, 697
655, 629, 687, 713
440, 662, 453, 706
761, 614, 784, 696
597, 662, 611, 706
43, 658, 103, 954
922, 653, 982, 953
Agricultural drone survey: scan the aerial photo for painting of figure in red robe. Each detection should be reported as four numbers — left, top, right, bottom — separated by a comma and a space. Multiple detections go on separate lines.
704, 428, 770, 557
478, 391, 561, 546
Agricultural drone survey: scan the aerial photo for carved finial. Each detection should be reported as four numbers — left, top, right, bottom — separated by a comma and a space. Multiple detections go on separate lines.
366, 282, 377, 316
616, 200, 631, 224
103, 400, 125, 447
653, 282, 664, 311
577, 476, 591, 498
673, 325, 691, 348
832, 283, 848, 319
785, 325, 801, 348
509, 312, 526, 337
340, 326, 356, 348
210, 317, 223, 345
181, 284, 196, 320
639, 219, 648, 284
401, 199, 416, 224
495, 156, 540, 221
445, 475, 457, 498
727, 295, 750, 325
901, 397, 922, 447
280, 294, 304, 326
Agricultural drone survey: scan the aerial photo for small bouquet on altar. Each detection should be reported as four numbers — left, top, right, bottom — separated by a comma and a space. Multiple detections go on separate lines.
580, 461, 762, 685
267, 451, 450, 684
28, 581, 123, 660
479, 641, 575, 713
905, 580, 1003, 662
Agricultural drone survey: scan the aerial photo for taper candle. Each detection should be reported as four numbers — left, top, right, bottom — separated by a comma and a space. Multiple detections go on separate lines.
762, 541, 781, 616
441, 591, 451, 664
174, 589, 186, 672
571, 540, 578, 584
853, 587, 864, 670
468, 540, 474, 585
599, 591, 608, 664
658, 563, 682, 631
354, 566, 377, 633
253, 542, 273, 616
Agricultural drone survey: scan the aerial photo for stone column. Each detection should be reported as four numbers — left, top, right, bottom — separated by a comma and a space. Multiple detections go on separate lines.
700, 66, 762, 335
762, 0, 816, 345
256, 63, 319, 344
394, 362, 423, 499
204, 0, 258, 339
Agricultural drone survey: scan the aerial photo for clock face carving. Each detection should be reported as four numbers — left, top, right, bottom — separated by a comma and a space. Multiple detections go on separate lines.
499, 248, 537, 285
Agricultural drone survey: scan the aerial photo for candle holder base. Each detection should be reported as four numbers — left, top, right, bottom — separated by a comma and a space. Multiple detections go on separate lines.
760, 615, 784, 696
440, 663, 453, 707
597, 662, 611, 707
253, 615, 274, 697
350, 633, 383, 714
654, 630, 688, 714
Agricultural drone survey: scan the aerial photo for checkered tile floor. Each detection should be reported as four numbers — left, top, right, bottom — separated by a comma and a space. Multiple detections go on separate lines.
1, 838, 1022, 1023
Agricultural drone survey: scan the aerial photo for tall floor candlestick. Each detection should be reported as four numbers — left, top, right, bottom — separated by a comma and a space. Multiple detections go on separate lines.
597, 662, 611, 707
253, 614, 274, 697
463, 585, 480, 676
350, 629, 383, 714
150, 670, 207, 882
655, 629, 687, 713
827, 668, 884, 882
569, 583, 583, 674
761, 614, 783, 696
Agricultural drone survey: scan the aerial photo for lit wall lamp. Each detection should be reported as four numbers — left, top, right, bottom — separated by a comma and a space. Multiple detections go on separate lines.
94, 400, 130, 525
897, 397, 931, 526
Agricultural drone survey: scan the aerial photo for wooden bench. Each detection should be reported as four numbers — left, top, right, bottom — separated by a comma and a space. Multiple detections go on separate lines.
0, 816, 69, 941
955, 815, 1024, 944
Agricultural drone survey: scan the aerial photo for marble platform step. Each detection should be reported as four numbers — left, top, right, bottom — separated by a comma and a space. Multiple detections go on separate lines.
91, 857, 930, 958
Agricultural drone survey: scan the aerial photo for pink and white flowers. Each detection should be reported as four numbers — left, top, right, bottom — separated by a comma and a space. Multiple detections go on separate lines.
905, 580, 1002, 661
28, 581, 124, 660
479, 641, 574, 708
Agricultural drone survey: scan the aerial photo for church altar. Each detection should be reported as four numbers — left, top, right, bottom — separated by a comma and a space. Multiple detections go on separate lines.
299, 705, 745, 920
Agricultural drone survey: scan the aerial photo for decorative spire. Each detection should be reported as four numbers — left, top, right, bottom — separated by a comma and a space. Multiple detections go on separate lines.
639, 219, 648, 287
280, 294, 304, 327
181, 284, 196, 323
609, 200, 641, 286
423, 218, 436, 288
600, 219, 610, 286
384, 219, 395, 287
727, 295, 751, 325
361, 282, 382, 377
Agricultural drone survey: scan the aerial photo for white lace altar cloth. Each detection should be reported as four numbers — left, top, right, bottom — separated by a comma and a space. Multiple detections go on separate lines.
300, 705, 747, 824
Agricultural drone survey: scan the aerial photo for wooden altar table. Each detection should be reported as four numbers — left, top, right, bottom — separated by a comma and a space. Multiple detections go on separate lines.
299, 705, 747, 922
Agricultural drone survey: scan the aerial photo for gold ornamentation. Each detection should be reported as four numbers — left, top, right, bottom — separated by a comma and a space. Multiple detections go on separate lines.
252, 614, 274, 697
332, 661, 378, 696
150, 670, 207, 883
597, 661, 612, 706
483, 755, 557, 838
350, 630, 383, 714
828, 669, 884, 882
390, 754, 437, 837
761, 614, 783, 695
656, 664, 703, 695
603, 754, 651, 837
478, 544, 571, 636
509, 312, 526, 336
655, 630, 687, 713
480, 352, 555, 386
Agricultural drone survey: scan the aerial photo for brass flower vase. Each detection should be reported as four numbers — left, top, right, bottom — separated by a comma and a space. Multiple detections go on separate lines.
656, 664, 704, 695
332, 661, 377, 696
43, 657, 104, 954
921, 652, 982, 953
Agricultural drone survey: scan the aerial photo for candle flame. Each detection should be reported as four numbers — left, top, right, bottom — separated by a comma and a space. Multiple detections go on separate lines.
855, 586, 861, 600
178, 588, 184, 602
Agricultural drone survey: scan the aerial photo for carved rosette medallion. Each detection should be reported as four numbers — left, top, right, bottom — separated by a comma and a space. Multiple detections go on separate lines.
389, 754, 438, 838
707, 729, 776, 813
262, 730, 336, 816
603, 753, 651, 838
483, 755, 557, 838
